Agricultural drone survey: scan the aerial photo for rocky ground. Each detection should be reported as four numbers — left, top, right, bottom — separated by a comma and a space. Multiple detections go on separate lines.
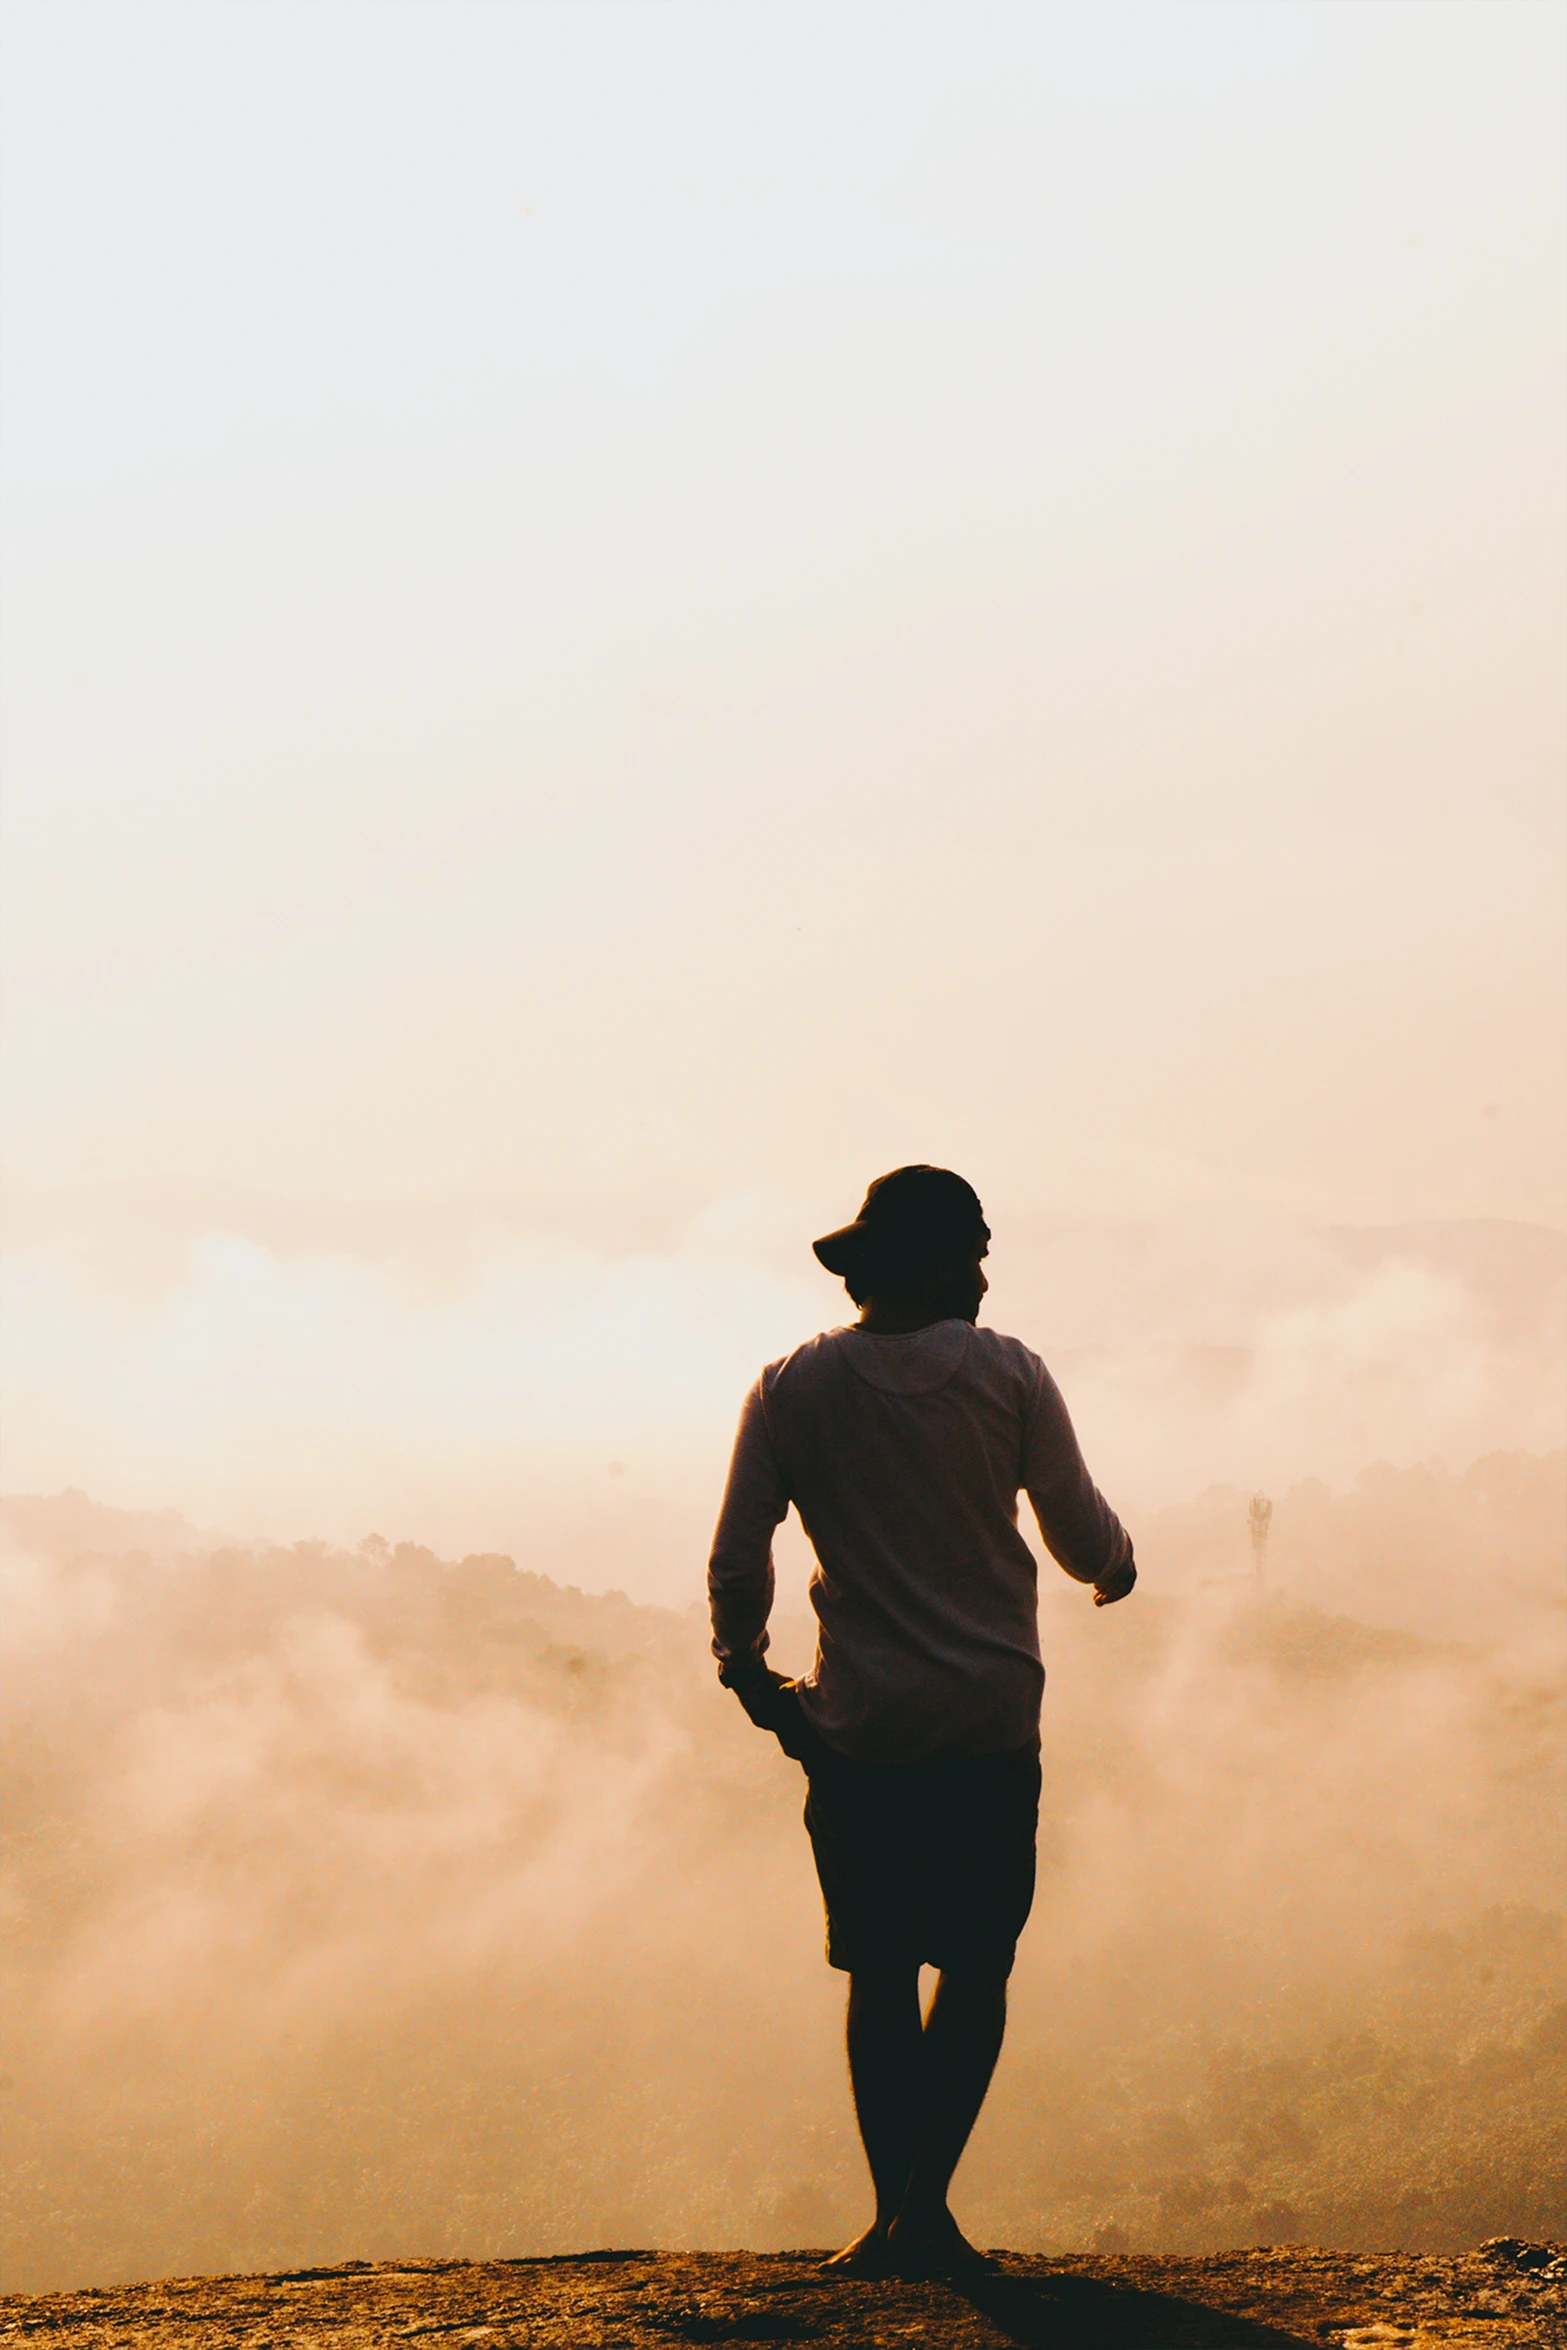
2, 2242, 1564, 2348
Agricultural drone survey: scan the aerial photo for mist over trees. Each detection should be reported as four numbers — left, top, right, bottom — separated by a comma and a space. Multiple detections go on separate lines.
3, 1464, 1561, 2294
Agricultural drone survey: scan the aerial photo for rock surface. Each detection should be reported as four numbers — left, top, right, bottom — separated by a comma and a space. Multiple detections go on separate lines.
3, 2242, 1565, 2348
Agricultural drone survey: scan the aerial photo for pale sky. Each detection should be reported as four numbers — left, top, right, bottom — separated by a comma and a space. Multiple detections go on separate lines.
3, 0, 1562, 1244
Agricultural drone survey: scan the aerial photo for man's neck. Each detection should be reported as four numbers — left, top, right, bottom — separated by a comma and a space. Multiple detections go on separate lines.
856, 1300, 975, 1335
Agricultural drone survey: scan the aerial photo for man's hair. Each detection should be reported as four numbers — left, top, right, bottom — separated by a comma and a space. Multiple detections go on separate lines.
812, 1165, 986, 1303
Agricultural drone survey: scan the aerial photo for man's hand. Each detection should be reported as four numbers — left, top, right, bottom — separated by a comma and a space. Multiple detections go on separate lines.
717, 1657, 825, 1767
1093, 1556, 1137, 1607
719, 1656, 794, 1728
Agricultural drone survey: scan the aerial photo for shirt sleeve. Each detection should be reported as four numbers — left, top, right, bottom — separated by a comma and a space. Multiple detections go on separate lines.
1020, 1360, 1135, 1589
707, 1376, 791, 1671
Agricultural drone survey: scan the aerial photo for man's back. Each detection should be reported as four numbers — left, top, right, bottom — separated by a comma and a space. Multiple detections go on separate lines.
709, 1317, 1132, 1763
707, 1165, 1136, 2276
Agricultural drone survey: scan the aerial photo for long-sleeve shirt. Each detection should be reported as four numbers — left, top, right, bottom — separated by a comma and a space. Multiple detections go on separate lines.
707, 1318, 1133, 1764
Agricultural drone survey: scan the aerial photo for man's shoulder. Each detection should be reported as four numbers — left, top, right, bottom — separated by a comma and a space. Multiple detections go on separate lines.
758, 1326, 854, 1394
969, 1324, 1041, 1361
965, 1325, 1047, 1390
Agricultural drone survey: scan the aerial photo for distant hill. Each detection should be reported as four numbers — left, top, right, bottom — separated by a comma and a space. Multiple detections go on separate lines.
0, 1489, 228, 1560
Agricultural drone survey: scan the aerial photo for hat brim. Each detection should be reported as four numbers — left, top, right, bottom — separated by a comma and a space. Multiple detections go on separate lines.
812, 1222, 870, 1276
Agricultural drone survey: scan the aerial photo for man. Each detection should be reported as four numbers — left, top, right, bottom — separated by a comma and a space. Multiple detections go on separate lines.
707, 1165, 1136, 2276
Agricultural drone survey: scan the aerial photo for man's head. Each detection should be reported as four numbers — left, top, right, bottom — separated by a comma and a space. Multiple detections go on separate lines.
813, 1165, 990, 1322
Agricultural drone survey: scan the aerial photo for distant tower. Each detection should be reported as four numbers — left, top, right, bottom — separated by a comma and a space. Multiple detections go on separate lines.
1248, 1494, 1273, 1591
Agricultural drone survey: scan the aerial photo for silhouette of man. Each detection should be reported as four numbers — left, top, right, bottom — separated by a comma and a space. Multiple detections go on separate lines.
707, 1166, 1136, 2275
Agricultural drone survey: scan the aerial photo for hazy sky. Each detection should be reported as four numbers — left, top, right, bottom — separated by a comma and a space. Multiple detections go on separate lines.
4, 0, 1563, 1242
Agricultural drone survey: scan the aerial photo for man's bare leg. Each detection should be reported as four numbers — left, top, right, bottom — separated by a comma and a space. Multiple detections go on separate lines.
885, 1965, 1008, 2273
821, 1963, 922, 2270
825, 1963, 1008, 2273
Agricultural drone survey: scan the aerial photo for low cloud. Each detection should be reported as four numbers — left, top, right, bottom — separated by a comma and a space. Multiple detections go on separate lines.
3, 1190, 1561, 1604
2, 1499, 1562, 2290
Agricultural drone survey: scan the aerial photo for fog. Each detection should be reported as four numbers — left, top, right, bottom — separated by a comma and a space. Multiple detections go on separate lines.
6, 1189, 1561, 2296
3, 1445, 1561, 2294
3, 1197, 1563, 2289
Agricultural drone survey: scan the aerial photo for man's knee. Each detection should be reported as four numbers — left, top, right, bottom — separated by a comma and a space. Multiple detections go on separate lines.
932, 1962, 1010, 2002
847, 1961, 920, 2008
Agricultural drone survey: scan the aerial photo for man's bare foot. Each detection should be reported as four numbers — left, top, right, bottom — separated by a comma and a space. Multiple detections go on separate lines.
820, 2222, 891, 2274
885, 2207, 996, 2277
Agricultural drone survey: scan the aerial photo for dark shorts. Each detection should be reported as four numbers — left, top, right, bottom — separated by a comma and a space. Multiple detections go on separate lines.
796, 1719, 1041, 1978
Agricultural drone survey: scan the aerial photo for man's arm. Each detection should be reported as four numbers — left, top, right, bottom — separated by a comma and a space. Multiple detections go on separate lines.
1021, 1362, 1137, 1605
708, 1378, 792, 1699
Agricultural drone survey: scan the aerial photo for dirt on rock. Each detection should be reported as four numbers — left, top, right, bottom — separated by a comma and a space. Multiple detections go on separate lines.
3, 2241, 1564, 2349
